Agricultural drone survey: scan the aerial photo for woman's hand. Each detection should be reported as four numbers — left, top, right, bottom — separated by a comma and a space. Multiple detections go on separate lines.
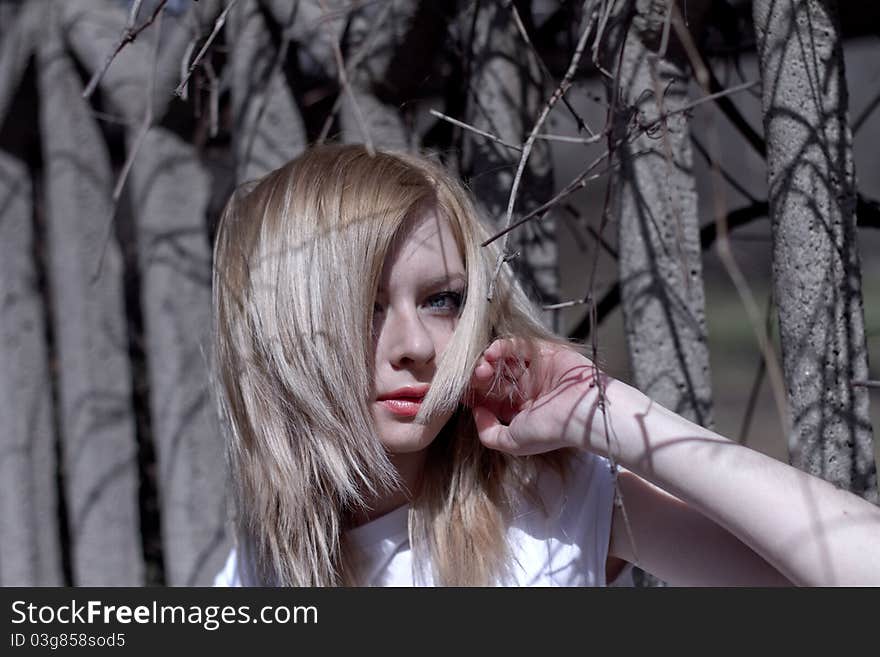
466, 338, 609, 456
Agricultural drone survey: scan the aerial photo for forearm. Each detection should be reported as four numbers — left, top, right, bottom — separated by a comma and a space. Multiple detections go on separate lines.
578, 377, 880, 586
612, 471, 792, 586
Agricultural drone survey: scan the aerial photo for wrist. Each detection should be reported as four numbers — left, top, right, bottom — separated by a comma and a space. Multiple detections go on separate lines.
565, 375, 636, 458
567, 377, 693, 464
575, 378, 729, 477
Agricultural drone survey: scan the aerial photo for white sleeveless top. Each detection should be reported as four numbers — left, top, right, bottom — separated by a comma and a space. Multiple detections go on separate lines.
213, 451, 617, 586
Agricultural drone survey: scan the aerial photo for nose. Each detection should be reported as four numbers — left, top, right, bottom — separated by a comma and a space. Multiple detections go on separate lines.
382, 307, 436, 369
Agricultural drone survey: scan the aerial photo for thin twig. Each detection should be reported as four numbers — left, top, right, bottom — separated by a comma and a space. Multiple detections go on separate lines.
543, 296, 592, 311
591, 5, 642, 571
585, 223, 618, 259
507, 0, 594, 136
316, 0, 396, 144
177, 37, 198, 102
318, 0, 374, 154
482, 147, 612, 247
534, 132, 605, 145
568, 201, 772, 340
239, 1, 298, 179
853, 380, 880, 389
738, 293, 774, 443
203, 59, 219, 138
640, 80, 758, 133
90, 110, 134, 127
428, 109, 522, 152
93, 9, 164, 282
113, 111, 152, 204
127, 0, 146, 26
591, 0, 616, 79
488, 4, 596, 299
707, 65, 766, 158
174, 0, 240, 97
657, 0, 674, 59
83, 0, 169, 99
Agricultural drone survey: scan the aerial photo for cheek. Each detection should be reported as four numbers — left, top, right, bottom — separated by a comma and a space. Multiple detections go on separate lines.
429, 317, 458, 357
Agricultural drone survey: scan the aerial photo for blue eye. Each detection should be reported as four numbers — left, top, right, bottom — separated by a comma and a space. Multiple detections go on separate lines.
425, 290, 463, 314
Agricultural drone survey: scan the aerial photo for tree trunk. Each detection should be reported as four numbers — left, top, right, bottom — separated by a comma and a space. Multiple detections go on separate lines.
460, 1, 558, 327
262, 0, 412, 150
37, 9, 145, 585
606, 0, 714, 427
602, 0, 714, 586
338, 1, 412, 150
129, 128, 230, 585
0, 0, 42, 130
753, 0, 877, 501
0, 153, 63, 586
229, 0, 307, 183
61, 0, 191, 123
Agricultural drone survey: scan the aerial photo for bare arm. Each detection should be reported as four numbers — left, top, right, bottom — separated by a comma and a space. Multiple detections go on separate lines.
592, 378, 880, 587
609, 470, 791, 586
470, 339, 880, 586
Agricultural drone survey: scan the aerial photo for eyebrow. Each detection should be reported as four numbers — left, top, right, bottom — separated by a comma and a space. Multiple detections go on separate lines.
378, 272, 466, 293
423, 272, 466, 289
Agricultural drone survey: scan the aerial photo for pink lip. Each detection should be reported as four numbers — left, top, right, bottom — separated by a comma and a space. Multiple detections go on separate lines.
376, 385, 429, 418
378, 398, 423, 417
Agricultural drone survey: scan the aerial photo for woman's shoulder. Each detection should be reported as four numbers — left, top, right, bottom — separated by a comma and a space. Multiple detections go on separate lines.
504, 450, 618, 586
213, 546, 241, 587
213, 543, 259, 587
532, 449, 616, 509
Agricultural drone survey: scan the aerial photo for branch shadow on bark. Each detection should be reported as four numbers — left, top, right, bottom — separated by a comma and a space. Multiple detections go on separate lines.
754, 0, 876, 500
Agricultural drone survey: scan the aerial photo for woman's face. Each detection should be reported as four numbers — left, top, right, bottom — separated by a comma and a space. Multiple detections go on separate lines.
371, 207, 465, 457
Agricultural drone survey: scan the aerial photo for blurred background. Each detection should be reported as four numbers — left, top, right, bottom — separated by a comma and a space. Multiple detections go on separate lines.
1, 0, 877, 586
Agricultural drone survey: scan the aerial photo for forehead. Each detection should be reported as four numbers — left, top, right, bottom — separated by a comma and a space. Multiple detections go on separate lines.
380, 209, 464, 282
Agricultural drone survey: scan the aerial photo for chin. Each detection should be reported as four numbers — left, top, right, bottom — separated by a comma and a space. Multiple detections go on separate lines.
376, 422, 441, 454
373, 406, 450, 455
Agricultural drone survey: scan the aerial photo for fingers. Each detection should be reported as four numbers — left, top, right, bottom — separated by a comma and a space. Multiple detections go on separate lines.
472, 405, 522, 455
468, 356, 526, 411
467, 338, 535, 413
483, 337, 531, 367
476, 339, 530, 387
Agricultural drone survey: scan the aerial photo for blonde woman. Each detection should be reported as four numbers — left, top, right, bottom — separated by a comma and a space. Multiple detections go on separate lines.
211, 144, 880, 587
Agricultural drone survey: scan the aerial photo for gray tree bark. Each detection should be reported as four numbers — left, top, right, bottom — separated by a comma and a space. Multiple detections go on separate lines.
37, 8, 145, 585
753, 0, 877, 501
338, 1, 412, 150
603, 0, 713, 586
262, 0, 411, 150
229, 0, 308, 183
129, 129, 230, 585
0, 153, 63, 586
460, 1, 558, 326
62, 0, 193, 121
605, 0, 714, 426
0, 0, 43, 130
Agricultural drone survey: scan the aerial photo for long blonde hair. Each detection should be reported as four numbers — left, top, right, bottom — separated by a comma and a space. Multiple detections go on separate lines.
212, 144, 570, 586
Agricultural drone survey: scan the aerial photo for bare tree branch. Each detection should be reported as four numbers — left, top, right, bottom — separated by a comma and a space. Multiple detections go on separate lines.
319, 0, 374, 155
506, 0, 594, 135
82, 0, 169, 99
489, 3, 596, 299
93, 8, 164, 282
175, 0, 240, 98
429, 109, 522, 152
